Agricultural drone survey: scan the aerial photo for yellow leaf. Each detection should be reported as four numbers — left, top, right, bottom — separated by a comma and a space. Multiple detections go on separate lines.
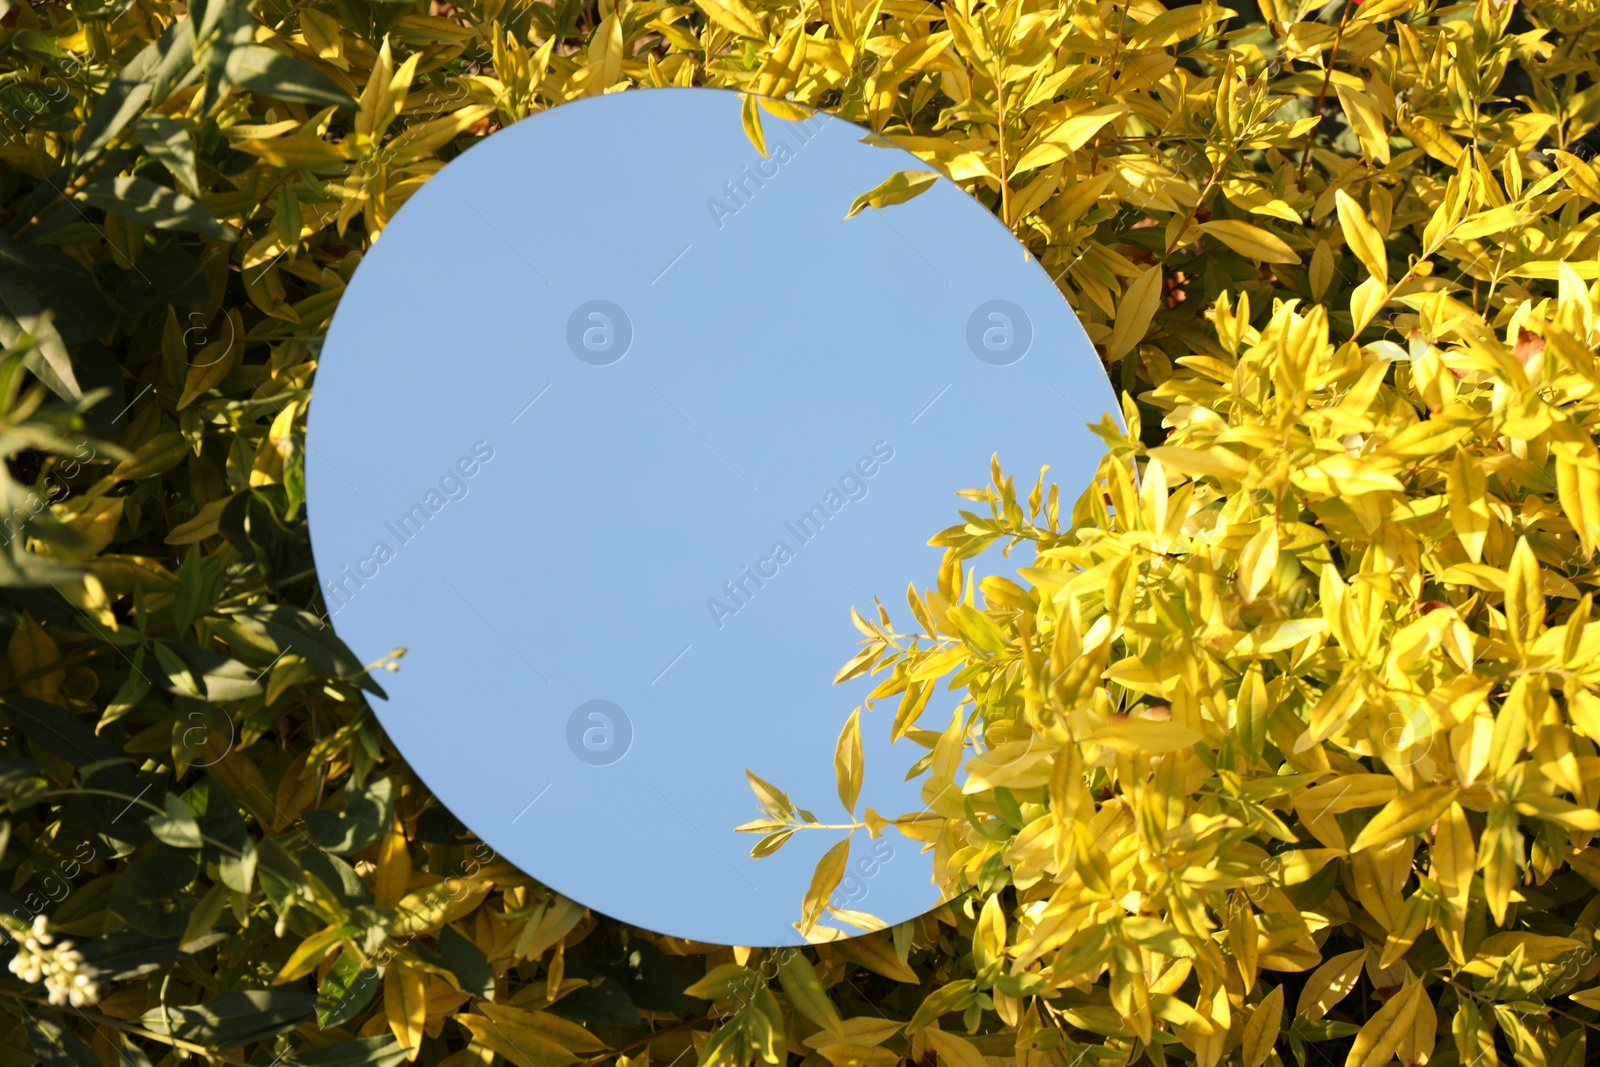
178, 310, 242, 409
1446, 450, 1490, 563
451, 1012, 577, 1067
234, 133, 349, 169
833, 933, 918, 983
1241, 985, 1283, 1067
1555, 150, 1600, 203
1296, 949, 1365, 1021
1453, 204, 1537, 241
1335, 188, 1387, 285
778, 950, 844, 1035
1295, 774, 1397, 817
835, 706, 863, 815
1505, 536, 1545, 648
828, 906, 888, 932
683, 963, 754, 1000
1333, 83, 1390, 165
1146, 445, 1250, 481
165, 494, 236, 545
1381, 418, 1473, 458
1310, 239, 1335, 299
1348, 274, 1387, 335
803, 1019, 902, 1049
586, 12, 624, 93
386, 962, 428, 1061
742, 90, 766, 157
1237, 523, 1279, 604
845, 170, 939, 219
474, 1003, 606, 1054
384, 105, 493, 167
759, 96, 816, 122
1346, 978, 1423, 1067
752, 22, 807, 98
1478, 808, 1518, 924
1221, 180, 1301, 223
1085, 719, 1203, 755
923, 1029, 988, 1067
1199, 219, 1298, 264
1292, 454, 1405, 496
374, 822, 412, 908
275, 924, 344, 984
972, 893, 1005, 972
801, 839, 851, 933
1350, 785, 1457, 852
392, 877, 494, 938
816, 1045, 898, 1067
693, 0, 764, 38
113, 432, 189, 481
1433, 801, 1474, 910
1108, 265, 1161, 361
8, 613, 60, 705
356, 41, 421, 142
1014, 105, 1123, 171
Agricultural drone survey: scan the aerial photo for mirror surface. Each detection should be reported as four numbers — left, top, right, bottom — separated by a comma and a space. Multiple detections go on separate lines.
306, 87, 1117, 946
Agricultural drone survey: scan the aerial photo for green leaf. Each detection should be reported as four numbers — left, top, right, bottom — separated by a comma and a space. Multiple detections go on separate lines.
546, 969, 640, 1027
139, 990, 318, 1047
136, 116, 200, 195
24, 1020, 97, 1067
594, 937, 688, 1013
74, 16, 197, 167
0, 282, 80, 400
0, 82, 77, 132
77, 930, 203, 980
152, 641, 263, 702
108, 853, 197, 937
11, 31, 68, 62
226, 606, 386, 696
224, 44, 356, 109
148, 793, 203, 848
318, 951, 383, 1029
287, 1037, 412, 1067
438, 924, 495, 1000
302, 774, 395, 853
79, 176, 234, 241
0, 695, 138, 792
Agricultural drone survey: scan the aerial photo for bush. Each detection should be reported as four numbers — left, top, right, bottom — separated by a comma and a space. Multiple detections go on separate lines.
1, 0, 1597, 1065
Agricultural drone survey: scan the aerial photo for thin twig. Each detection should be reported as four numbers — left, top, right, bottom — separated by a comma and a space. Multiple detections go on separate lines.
1296, 0, 1355, 188
10, 154, 117, 240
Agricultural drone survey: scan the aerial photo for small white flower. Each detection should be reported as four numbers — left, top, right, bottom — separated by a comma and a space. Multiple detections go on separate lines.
1, 915, 100, 1008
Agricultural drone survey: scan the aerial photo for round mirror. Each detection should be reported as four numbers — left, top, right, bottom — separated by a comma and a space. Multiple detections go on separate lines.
306, 87, 1117, 946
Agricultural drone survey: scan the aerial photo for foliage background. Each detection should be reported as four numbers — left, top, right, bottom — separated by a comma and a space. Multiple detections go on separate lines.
2, 0, 1599, 1065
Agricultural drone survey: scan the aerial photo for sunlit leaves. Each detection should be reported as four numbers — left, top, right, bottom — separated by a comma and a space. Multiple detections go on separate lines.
1198, 219, 1298, 264
7, 0, 1600, 1063
843, 170, 939, 219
